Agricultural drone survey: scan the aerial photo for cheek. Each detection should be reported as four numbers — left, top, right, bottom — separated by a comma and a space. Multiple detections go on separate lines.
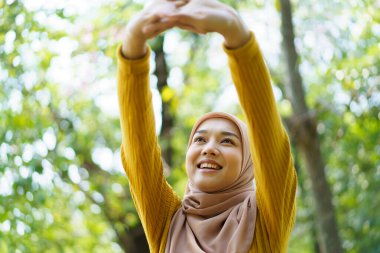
186, 145, 199, 161
185, 149, 191, 164
227, 150, 242, 168
185, 147, 196, 172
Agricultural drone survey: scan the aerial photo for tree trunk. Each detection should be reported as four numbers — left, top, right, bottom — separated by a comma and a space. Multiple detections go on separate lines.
292, 152, 321, 253
119, 226, 149, 253
278, 0, 343, 252
152, 35, 175, 167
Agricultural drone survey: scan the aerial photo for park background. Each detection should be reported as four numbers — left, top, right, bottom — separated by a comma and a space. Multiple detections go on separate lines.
1, 0, 379, 252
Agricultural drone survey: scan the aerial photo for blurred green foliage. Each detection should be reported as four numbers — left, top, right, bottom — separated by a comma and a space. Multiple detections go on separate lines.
1, 0, 379, 252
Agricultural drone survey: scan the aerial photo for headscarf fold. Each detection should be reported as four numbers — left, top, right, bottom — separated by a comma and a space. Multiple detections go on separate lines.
165, 112, 257, 253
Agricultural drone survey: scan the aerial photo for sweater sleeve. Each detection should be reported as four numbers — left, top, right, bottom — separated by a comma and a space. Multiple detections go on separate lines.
223, 32, 297, 252
116, 45, 181, 252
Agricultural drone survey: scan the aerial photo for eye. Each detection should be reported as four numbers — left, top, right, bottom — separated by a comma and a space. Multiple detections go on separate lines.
221, 138, 235, 145
194, 136, 206, 143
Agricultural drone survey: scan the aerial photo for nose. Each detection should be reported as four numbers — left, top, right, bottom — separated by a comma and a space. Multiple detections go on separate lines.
202, 141, 219, 156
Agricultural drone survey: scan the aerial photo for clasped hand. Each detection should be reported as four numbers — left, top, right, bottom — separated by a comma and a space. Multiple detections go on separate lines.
122, 0, 250, 59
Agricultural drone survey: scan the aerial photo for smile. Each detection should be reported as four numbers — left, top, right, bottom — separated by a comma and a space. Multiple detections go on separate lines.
197, 161, 222, 170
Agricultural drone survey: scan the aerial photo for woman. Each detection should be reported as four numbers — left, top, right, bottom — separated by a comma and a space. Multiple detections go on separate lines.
117, 0, 297, 252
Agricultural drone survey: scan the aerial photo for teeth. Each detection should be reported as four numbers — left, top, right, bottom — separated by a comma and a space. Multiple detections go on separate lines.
200, 163, 220, 169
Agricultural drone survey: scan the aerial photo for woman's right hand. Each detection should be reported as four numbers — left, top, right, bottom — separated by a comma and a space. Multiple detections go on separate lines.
122, 0, 187, 59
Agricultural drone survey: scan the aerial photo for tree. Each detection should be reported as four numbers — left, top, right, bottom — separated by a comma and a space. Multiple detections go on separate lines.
2, 0, 379, 252
278, 0, 343, 252
0, 1, 145, 252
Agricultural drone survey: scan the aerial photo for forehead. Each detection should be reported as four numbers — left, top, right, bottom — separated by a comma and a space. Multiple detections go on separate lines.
195, 118, 241, 138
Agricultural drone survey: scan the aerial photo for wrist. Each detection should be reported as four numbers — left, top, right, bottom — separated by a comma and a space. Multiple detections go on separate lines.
222, 13, 250, 49
224, 31, 251, 49
121, 31, 148, 59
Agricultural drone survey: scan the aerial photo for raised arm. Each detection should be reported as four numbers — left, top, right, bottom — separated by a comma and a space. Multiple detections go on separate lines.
117, 1, 182, 251
224, 34, 297, 251
167, 0, 297, 250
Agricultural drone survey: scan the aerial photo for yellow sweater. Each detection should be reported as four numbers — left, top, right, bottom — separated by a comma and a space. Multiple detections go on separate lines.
117, 33, 297, 253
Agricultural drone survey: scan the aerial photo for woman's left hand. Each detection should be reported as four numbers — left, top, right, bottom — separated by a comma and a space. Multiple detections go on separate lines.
166, 0, 251, 49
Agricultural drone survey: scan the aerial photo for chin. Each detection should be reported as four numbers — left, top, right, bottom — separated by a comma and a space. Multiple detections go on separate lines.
197, 183, 220, 193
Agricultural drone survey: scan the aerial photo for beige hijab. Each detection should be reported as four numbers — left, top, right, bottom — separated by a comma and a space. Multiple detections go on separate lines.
165, 112, 257, 253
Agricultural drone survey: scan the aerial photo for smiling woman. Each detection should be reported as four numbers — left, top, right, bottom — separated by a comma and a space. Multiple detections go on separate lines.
117, 0, 297, 252
186, 115, 245, 193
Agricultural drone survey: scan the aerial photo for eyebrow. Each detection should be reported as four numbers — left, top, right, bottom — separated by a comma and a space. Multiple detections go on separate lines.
195, 129, 240, 139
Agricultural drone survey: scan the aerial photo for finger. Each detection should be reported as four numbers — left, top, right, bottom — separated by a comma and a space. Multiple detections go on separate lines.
166, 12, 193, 25
143, 11, 173, 26
169, 13, 206, 34
166, 0, 189, 3
143, 20, 176, 36
141, 11, 161, 24
143, 2, 179, 19
175, 23, 195, 31
175, 23, 204, 34
174, 0, 189, 8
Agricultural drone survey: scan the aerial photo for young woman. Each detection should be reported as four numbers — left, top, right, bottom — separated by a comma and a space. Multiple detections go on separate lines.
117, 0, 297, 252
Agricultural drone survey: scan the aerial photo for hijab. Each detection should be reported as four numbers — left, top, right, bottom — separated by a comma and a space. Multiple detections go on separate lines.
165, 112, 257, 253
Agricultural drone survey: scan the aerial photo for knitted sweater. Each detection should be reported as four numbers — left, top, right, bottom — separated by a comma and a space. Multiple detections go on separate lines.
117, 33, 297, 253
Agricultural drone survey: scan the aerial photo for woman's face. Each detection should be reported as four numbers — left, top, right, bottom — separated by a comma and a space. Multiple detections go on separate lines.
186, 118, 243, 192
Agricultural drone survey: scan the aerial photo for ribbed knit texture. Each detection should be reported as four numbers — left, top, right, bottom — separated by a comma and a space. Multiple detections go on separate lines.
117, 32, 297, 253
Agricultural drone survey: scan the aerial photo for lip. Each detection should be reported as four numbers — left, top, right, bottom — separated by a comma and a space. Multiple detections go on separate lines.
196, 159, 223, 170
199, 168, 220, 173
